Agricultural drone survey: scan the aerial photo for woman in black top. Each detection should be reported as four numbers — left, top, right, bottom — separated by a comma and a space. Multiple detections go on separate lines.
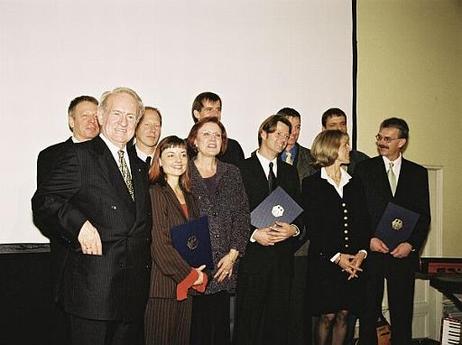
302, 130, 370, 345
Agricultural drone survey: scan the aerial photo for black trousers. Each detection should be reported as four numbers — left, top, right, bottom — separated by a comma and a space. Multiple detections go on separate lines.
359, 253, 416, 345
190, 291, 231, 345
68, 314, 144, 345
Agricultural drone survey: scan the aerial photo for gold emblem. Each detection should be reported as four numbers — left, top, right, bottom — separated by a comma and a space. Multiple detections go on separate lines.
187, 235, 199, 250
391, 218, 403, 231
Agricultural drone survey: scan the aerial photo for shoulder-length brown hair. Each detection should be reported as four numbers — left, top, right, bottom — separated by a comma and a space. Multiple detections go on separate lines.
186, 117, 228, 157
149, 136, 192, 192
311, 130, 349, 168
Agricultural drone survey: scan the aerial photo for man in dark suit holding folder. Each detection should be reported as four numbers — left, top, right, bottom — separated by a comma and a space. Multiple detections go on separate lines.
235, 114, 302, 345
355, 118, 430, 345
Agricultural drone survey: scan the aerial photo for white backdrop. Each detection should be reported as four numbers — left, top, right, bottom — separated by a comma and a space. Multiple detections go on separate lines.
0, 0, 354, 243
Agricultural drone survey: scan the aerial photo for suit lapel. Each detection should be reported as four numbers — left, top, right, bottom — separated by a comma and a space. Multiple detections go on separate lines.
164, 184, 189, 222
129, 147, 147, 223
394, 158, 410, 199
93, 136, 135, 207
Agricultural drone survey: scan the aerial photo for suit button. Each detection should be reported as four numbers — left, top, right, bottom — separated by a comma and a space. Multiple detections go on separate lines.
344, 216, 348, 220
119, 262, 125, 268
345, 237, 349, 241
213, 212, 218, 217
344, 223, 348, 227
344, 230, 348, 234
342, 203, 346, 207
345, 244, 349, 248
146, 264, 151, 269
343, 209, 348, 214
111, 205, 117, 210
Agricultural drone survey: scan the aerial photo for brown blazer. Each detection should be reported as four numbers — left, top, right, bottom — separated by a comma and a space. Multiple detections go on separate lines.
148, 182, 201, 299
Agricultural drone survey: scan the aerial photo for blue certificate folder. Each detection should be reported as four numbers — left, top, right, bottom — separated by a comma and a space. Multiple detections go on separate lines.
170, 216, 214, 270
375, 202, 420, 250
250, 186, 303, 228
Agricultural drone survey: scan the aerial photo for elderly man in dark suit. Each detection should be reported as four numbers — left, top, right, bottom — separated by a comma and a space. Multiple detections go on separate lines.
35, 95, 99, 345
32, 87, 151, 345
277, 106, 316, 345
235, 114, 302, 345
355, 118, 430, 345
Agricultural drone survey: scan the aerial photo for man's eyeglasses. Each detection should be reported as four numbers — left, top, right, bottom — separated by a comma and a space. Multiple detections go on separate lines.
375, 134, 401, 144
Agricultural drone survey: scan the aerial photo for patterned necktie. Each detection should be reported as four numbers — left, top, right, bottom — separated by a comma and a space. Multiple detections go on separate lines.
387, 162, 397, 196
285, 152, 293, 165
268, 162, 277, 194
118, 150, 134, 200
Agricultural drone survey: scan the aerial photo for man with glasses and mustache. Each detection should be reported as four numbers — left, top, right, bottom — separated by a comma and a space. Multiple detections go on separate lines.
355, 118, 430, 345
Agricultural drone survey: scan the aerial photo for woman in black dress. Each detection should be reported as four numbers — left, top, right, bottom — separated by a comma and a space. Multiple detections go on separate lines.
302, 130, 370, 345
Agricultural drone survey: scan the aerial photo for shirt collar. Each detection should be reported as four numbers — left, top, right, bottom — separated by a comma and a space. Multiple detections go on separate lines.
256, 150, 278, 177
320, 167, 351, 197
382, 153, 402, 172
99, 134, 130, 170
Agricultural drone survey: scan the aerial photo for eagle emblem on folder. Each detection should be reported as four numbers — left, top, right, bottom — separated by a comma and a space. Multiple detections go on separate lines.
187, 235, 199, 250
391, 218, 403, 231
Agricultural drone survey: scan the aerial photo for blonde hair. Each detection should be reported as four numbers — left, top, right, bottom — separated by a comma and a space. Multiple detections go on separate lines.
311, 130, 349, 168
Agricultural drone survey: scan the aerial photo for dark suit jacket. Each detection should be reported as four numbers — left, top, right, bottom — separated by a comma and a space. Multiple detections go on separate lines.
302, 171, 370, 261
148, 183, 200, 299
237, 155, 302, 273
32, 135, 151, 321
37, 137, 73, 187
35, 137, 74, 301
355, 156, 430, 255
347, 149, 369, 175
219, 138, 245, 165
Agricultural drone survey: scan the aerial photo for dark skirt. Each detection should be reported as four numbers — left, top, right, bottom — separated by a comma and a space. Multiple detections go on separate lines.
307, 257, 365, 316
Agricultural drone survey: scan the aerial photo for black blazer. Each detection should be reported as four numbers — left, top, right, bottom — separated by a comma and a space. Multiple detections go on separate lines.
35, 137, 75, 301
302, 171, 370, 261
237, 155, 302, 273
355, 156, 430, 254
219, 138, 245, 165
32, 135, 151, 321
36, 137, 73, 187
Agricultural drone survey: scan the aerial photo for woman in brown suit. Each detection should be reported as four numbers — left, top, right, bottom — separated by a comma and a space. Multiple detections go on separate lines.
145, 136, 208, 345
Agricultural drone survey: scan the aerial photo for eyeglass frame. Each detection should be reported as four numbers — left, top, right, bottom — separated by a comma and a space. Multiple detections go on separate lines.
375, 134, 402, 144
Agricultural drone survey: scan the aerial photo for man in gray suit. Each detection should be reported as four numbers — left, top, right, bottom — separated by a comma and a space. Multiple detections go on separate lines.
277, 107, 315, 345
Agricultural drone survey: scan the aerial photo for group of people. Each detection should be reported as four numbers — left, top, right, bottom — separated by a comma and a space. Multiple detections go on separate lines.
32, 87, 430, 345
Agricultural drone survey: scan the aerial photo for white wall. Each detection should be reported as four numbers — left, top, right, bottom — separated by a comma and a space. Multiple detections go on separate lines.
0, 0, 354, 243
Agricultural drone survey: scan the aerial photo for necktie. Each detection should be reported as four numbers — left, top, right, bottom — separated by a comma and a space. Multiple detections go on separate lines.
118, 150, 135, 200
145, 156, 152, 167
285, 152, 293, 165
268, 162, 277, 194
387, 162, 397, 196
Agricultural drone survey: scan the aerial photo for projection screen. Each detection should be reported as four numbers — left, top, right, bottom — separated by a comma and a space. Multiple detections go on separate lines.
0, 0, 355, 243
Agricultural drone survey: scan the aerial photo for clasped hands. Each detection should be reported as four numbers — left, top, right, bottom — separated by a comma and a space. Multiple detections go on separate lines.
336, 252, 366, 280
253, 221, 296, 246
370, 237, 412, 258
